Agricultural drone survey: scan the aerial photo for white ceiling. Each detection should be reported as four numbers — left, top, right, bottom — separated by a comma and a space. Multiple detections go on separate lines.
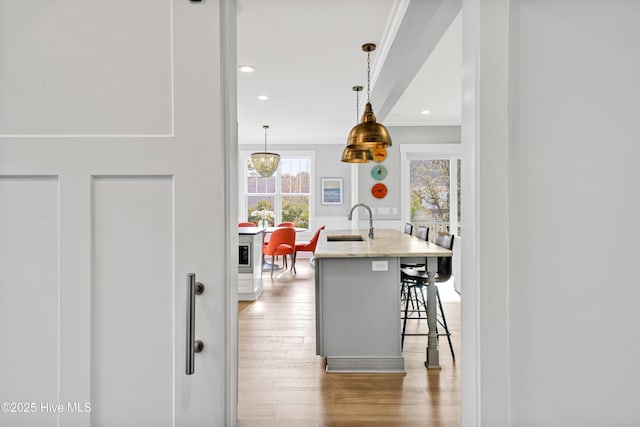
237, 0, 462, 145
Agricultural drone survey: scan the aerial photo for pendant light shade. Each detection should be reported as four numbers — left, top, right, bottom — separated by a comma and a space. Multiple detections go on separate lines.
345, 43, 392, 152
341, 145, 373, 163
342, 85, 374, 163
346, 102, 392, 150
251, 125, 280, 177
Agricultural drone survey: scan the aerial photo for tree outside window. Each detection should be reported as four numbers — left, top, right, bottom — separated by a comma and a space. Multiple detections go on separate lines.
410, 159, 461, 236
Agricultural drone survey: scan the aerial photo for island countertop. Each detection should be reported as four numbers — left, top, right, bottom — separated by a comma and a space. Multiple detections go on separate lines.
314, 228, 452, 258
238, 226, 265, 235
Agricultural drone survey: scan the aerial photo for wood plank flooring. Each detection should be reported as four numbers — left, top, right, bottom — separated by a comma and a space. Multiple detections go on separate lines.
238, 259, 461, 426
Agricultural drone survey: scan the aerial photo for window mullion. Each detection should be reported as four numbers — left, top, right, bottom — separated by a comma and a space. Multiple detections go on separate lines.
276, 168, 282, 225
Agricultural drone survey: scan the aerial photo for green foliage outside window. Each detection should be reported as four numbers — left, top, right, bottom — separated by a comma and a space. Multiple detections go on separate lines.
281, 197, 309, 228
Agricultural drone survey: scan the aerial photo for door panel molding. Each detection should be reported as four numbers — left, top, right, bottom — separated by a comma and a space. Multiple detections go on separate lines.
0, 176, 59, 426
91, 176, 173, 426
0, 0, 174, 137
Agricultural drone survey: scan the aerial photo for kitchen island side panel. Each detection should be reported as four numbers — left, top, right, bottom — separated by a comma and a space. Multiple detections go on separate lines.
316, 257, 402, 358
315, 260, 323, 355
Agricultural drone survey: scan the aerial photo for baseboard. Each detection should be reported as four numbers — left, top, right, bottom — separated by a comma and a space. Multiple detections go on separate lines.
325, 356, 405, 373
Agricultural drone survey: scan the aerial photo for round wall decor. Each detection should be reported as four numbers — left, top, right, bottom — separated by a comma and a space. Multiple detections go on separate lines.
371, 183, 388, 199
371, 164, 387, 181
372, 148, 387, 162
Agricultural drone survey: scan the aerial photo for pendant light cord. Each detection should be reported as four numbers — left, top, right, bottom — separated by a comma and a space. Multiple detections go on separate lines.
263, 125, 269, 153
352, 85, 363, 123
366, 50, 371, 103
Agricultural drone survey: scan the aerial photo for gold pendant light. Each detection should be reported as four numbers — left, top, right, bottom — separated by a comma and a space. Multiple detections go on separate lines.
345, 43, 392, 151
342, 85, 373, 163
251, 125, 280, 177
341, 146, 373, 163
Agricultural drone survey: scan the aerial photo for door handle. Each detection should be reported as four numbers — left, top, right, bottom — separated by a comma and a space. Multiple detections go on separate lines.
186, 273, 204, 375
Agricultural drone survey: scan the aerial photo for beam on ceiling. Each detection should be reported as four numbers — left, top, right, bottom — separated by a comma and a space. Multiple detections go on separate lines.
372, 0, 462, 121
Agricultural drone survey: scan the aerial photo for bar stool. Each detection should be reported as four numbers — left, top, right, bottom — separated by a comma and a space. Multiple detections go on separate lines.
400, 225, 429, 318
404, 222, 414, 235
415, 225, 428, 241
400, 231, 455, 359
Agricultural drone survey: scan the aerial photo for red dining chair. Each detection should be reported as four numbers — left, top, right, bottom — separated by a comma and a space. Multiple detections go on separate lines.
262, 227, 296, 278
292, 226, 325, 272
263, 221, 293, 246
267, 222, 296, 263
238, 221, 256, 227
277, 222, 295, 227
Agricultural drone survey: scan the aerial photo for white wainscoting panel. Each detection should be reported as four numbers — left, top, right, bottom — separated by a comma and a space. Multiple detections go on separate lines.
313, 216, 352, 232
314, 217, 404, 234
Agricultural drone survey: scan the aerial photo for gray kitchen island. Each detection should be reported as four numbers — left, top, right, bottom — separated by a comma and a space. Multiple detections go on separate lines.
314, 228, 452, 372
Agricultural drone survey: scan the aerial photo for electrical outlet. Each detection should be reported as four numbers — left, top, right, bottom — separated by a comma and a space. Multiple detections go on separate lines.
371, 260, 388, 271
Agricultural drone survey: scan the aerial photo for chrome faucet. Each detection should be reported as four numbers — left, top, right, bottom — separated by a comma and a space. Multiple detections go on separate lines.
347, 203, 374, 239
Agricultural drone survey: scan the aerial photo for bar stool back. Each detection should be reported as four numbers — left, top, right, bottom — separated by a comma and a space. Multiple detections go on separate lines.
415, 225, 428, 241
404, 223, 414, 235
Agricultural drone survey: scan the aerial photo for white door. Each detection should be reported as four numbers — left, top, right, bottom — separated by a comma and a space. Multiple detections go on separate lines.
0, 1, 237, 426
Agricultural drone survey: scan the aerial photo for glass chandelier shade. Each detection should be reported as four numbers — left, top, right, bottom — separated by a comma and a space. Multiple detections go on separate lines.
251, 125, 280, 178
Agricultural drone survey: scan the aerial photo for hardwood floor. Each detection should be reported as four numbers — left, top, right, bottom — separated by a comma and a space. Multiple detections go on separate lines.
238, 258, 461, 426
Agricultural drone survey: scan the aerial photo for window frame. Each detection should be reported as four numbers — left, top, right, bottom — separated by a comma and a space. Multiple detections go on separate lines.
239, 150, 315, 229
400, 144, 464, 237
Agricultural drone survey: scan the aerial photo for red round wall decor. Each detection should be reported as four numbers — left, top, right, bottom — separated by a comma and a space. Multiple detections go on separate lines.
371, 183, 388, 199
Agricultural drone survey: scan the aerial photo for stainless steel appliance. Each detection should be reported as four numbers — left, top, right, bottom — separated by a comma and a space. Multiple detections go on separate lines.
238, 239, 253, 273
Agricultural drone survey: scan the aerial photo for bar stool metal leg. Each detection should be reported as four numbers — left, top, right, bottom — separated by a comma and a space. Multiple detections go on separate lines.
436, 286, 455, 359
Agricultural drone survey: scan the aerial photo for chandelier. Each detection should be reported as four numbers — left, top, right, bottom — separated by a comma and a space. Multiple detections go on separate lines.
251, 125, 280, 178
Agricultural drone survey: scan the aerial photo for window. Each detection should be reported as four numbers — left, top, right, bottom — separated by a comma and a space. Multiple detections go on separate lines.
409, 159, 461, 235
401, 145, 462, 237
241, 152, 314, 228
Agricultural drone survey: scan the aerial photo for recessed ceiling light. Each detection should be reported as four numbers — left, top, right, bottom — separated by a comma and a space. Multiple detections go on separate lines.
257, 95, 269, 101
238, 65, 255, 73
421, 110, 431, 115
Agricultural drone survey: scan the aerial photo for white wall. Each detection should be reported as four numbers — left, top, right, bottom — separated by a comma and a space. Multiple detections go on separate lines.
508, 1, 640, 424
474, 1, 640, 425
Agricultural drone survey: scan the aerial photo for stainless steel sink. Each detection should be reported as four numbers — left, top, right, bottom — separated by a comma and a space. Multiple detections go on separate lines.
326, 234, 364, 242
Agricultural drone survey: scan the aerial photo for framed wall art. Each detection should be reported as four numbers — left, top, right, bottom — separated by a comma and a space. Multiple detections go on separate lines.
321, 178, 343, 205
